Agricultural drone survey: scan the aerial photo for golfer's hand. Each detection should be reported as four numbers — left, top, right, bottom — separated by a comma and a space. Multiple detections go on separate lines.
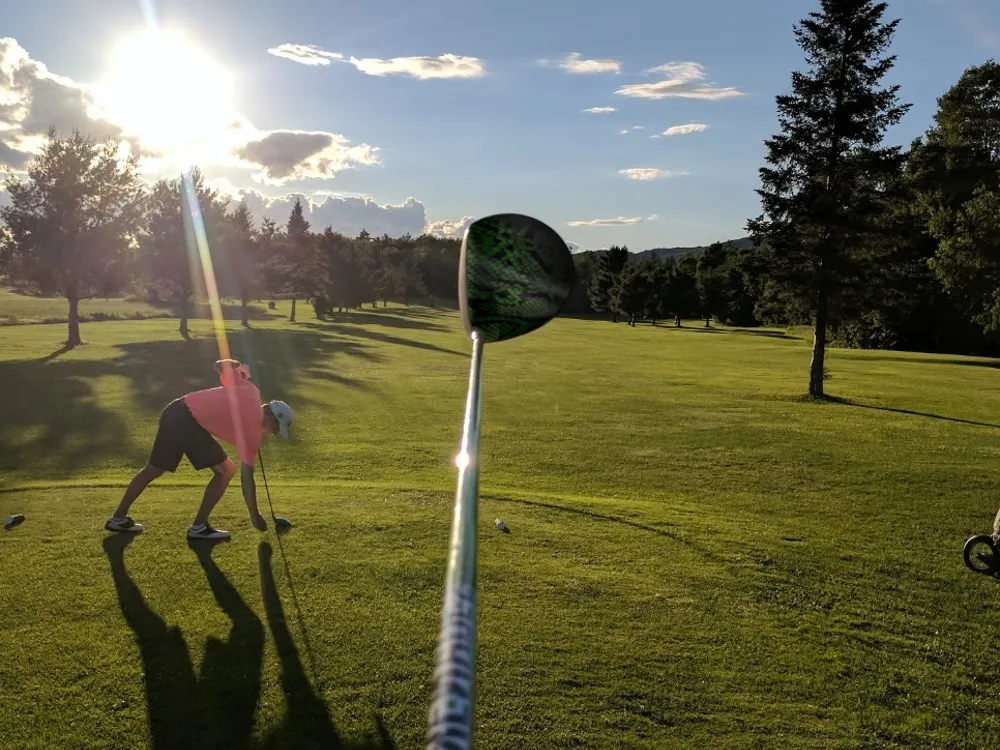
250, 513, 267, 531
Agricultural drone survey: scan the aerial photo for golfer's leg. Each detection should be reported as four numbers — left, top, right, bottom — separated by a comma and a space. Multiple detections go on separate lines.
192, 460, 237, 526
113, 464, 165, 518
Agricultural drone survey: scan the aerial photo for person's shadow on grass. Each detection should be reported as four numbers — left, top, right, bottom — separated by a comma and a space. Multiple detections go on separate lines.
104, 536, 396, 750
103, 534, 264, 750
257, 540, 396, 749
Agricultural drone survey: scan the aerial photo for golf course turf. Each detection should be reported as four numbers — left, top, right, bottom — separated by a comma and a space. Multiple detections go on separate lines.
3, 301, 1000, 748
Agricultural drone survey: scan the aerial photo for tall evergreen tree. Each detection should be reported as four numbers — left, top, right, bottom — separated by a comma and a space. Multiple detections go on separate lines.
696, 243, 730, 327
283, 197, 314, 322
746, 0, 910, 397
588, 245, 630, 322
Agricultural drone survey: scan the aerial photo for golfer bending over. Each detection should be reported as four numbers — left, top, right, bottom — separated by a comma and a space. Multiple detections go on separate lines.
105, 359, 293, 540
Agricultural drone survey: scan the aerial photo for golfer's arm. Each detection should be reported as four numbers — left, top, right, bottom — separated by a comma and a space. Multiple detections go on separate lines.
240, 463, 260, 516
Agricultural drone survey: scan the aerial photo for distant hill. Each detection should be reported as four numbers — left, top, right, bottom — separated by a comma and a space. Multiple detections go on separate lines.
573, 236, 756, 261
630, 236, 756, 261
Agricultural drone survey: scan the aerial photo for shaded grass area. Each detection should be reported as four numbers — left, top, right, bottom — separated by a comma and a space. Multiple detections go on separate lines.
4, 310, 1000, 745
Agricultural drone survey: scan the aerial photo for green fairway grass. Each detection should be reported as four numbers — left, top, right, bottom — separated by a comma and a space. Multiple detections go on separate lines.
3, 304, 1000, 748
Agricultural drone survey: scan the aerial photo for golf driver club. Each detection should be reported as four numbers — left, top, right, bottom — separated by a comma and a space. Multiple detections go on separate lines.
257, 449, 292, 532
425, 213, 576, 749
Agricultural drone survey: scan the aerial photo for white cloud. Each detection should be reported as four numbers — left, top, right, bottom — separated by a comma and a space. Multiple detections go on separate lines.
616, 62, 743, 100
234, 189, 429, 238
659, 122, 709, 136
425, 215, 474, 239
348, 54, 485, 79
539, 52, 621, 74
268, 43, 485, 79
583, 106, 616, 114
619, 168, 686, 181
0, 37, 127, 167
267, 43, 344, 66
648, 214, 658, 220
566, 241, 583, 253
567, 216, 644, 227
234, 129, 380, 183
619, 125, 645, 134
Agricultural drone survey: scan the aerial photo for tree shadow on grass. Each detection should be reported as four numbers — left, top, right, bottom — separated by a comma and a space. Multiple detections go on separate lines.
0, 328, 382, 480
839, 354, 1000, 370
488, 495, 716, 559
675, 326, 801, 341
820, 395, 1000, 429
317, 309, 450, 333
298, 321, 465, 358
0, 357, 145, 478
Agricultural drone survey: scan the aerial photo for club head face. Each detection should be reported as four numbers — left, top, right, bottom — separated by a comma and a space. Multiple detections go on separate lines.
275, 516, 293, 534
459, 213, 577, 344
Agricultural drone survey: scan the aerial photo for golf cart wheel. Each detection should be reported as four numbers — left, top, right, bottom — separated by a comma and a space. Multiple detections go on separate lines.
964, 535, 999, 574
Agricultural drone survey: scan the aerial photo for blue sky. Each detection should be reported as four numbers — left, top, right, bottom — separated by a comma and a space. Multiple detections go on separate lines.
2, 0, 999, 249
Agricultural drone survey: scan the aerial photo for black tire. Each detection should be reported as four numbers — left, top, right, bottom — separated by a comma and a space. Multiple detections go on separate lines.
964, 534, 998, 574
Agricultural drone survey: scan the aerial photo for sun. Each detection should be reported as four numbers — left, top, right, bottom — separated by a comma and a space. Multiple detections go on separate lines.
95, 28, 236, 161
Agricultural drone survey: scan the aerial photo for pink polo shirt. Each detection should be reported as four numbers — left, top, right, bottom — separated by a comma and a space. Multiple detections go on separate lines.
184, 374, 265, 467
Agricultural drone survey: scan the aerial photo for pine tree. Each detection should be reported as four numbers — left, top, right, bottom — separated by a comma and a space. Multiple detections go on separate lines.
283, 197, 314, 322
746, 0, 910, 397
588, 245, 630, 322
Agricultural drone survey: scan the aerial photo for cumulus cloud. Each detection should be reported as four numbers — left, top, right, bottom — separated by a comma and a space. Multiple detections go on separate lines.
425, 215, 474, 239
619, 168, 686, 180
0, 37, 126, 167
268, 43, 485, 79
583, 106, 616, 114
348, 54, 484, 79
616, 62, 743, 100
267, 43, 344, 66
0, 37, 382, 187
566, 241, 583, 253
619, 125, 645, 135
234, 129, 380, 183
655, 123, 708, 137
539, 52, 621, 74
0, 140, 31, 169
231, 189, 429, 238
567, 216, 644, 227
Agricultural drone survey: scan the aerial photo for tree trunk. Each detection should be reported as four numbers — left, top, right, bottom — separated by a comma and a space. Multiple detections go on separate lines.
675, 315, 681, 328
372, 300, 377, 309
179, 314, 190, 340
704, 315, 711, 328
67, 291, 81, 347
241, 295, 249, 327
809, 286, 829, 399
430, 297, 435, 309
289, 298, 297, 322
383, 299, 387, 308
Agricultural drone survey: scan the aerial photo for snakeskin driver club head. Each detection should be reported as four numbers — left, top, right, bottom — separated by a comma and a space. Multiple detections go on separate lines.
459, 213, 577, 343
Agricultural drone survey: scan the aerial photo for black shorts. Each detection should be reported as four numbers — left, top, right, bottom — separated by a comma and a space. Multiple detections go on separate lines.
148, 398, 228, 472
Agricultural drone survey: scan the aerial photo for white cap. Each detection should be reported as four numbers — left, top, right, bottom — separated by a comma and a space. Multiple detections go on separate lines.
268, 400, 293, 439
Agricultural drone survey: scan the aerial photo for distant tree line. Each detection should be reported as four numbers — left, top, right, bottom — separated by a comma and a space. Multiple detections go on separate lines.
0, 143, 463, 346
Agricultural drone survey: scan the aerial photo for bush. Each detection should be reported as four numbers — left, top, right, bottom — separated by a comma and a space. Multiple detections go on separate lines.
312, 294, 331, 319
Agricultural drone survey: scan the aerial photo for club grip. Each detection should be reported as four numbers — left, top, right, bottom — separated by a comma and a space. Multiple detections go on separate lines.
426, 583, 477, 750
